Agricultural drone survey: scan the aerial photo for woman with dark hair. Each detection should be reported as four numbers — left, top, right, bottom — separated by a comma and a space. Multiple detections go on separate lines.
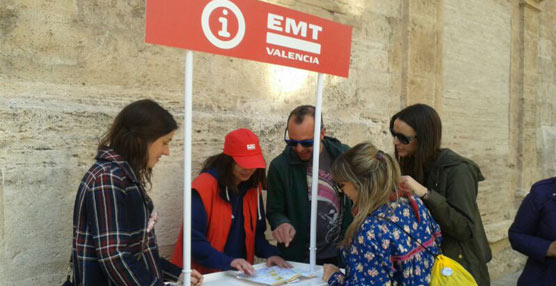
171, 128, 290, 275
390, 103, 491, 286
322, 142, 441, 285
72, 99, 203, 286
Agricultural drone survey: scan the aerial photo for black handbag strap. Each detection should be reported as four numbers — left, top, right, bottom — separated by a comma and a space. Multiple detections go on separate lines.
61, 254, 73, 286
376, 215, 440, 257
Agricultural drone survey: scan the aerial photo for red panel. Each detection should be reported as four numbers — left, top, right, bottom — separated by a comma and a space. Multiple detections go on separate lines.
146, 0, 351, 77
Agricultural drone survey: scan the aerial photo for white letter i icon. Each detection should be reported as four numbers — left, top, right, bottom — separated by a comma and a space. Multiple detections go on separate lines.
218, 9, 231, 38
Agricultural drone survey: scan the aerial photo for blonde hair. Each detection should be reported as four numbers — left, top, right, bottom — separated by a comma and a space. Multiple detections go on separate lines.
331, 141, 401, 247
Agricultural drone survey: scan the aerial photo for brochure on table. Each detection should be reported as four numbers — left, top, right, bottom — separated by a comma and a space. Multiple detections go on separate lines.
202, 262, 328, 286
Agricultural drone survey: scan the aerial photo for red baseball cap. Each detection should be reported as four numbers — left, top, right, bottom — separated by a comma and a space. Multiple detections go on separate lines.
223, 128, 266, 169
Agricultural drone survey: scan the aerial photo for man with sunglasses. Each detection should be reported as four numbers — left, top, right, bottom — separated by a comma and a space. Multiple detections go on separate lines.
266, 105, 353, 265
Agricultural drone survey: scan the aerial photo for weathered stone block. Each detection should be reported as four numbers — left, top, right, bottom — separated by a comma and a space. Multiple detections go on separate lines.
1, 0, 555, 284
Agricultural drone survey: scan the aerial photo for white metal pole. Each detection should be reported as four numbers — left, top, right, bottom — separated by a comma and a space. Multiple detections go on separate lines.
182, 50, 193, 286
309, 73, 324, 273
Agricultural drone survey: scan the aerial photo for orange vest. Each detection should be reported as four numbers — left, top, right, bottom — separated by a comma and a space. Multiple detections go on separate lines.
171, 173, 260, 274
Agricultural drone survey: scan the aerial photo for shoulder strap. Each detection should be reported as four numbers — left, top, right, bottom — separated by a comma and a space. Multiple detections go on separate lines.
376, 215, 439, 257
61, 255, 73, 286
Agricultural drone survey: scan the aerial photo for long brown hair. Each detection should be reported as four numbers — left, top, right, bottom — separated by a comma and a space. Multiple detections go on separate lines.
201, 153, 266, 194
98, 99, 177, 187
389, 104, 442, 184
331, 142, 401, 247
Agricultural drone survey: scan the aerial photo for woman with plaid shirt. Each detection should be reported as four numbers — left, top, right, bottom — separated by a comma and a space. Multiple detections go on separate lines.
71, 99, 203, 285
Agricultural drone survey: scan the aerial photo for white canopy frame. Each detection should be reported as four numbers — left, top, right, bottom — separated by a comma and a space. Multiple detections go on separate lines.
181, 51, 326, 285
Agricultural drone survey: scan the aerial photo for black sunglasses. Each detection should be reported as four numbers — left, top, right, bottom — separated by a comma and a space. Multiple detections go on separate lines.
283, 128, 314, 148
336, 182, 345, 192
390, 128, 417, 145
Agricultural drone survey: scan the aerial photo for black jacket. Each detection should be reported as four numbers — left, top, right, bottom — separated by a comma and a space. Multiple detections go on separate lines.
509, 177, 556, 286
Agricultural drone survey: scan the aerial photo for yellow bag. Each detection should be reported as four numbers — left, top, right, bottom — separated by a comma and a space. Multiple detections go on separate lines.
376, 215, 478, 286
430, 254, 477, 286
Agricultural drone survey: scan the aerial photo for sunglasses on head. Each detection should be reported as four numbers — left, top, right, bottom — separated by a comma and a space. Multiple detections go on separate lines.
336, 182, 345, 191
390, 128, 417, 145
283, 128, 315, 148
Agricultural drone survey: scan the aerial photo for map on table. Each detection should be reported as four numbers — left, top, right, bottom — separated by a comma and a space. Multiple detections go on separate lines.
236, 266, 315, 285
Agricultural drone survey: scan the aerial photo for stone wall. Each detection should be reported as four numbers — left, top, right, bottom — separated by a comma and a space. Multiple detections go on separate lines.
538, 0, 556, 178
0, 0, 555, 284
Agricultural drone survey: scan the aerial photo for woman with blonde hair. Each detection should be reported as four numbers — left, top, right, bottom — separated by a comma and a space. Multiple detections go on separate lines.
322, 142, 441, 285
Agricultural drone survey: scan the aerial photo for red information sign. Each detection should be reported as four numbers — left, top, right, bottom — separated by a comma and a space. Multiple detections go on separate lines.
146, 0, 352, 77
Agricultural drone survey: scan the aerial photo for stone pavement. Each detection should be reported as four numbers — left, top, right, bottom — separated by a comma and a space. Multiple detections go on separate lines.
491, 269, 522, 286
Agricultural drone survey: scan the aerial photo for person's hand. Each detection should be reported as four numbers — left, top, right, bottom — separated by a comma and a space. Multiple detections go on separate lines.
266, 256, 292, 268
271, 223, 296, 247
400, 175, 428, 198
547, 241, 556, 257
322, 264, 339, 282
231, 258, 256, 276
177, 270, 203, 286
191, 270, 203, 286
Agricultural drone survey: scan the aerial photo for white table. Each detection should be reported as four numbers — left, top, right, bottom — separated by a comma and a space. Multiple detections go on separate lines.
202, 261, 328, 286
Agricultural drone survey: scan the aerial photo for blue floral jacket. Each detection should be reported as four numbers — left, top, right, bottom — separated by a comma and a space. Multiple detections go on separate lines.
328, 196, 442, 286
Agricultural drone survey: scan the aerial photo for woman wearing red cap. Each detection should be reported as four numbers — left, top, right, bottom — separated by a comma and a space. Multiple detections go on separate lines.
172, 128, 291, 275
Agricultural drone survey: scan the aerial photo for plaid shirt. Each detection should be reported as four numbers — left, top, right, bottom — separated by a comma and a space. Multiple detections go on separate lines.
72, 148, 180, 286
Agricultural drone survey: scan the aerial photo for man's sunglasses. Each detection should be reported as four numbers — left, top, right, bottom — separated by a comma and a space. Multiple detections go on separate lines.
283, 128, 314, 148
390, 128, 417, 145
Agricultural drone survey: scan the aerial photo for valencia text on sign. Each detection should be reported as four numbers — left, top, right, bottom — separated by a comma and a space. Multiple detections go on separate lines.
265, 47, 320, 64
